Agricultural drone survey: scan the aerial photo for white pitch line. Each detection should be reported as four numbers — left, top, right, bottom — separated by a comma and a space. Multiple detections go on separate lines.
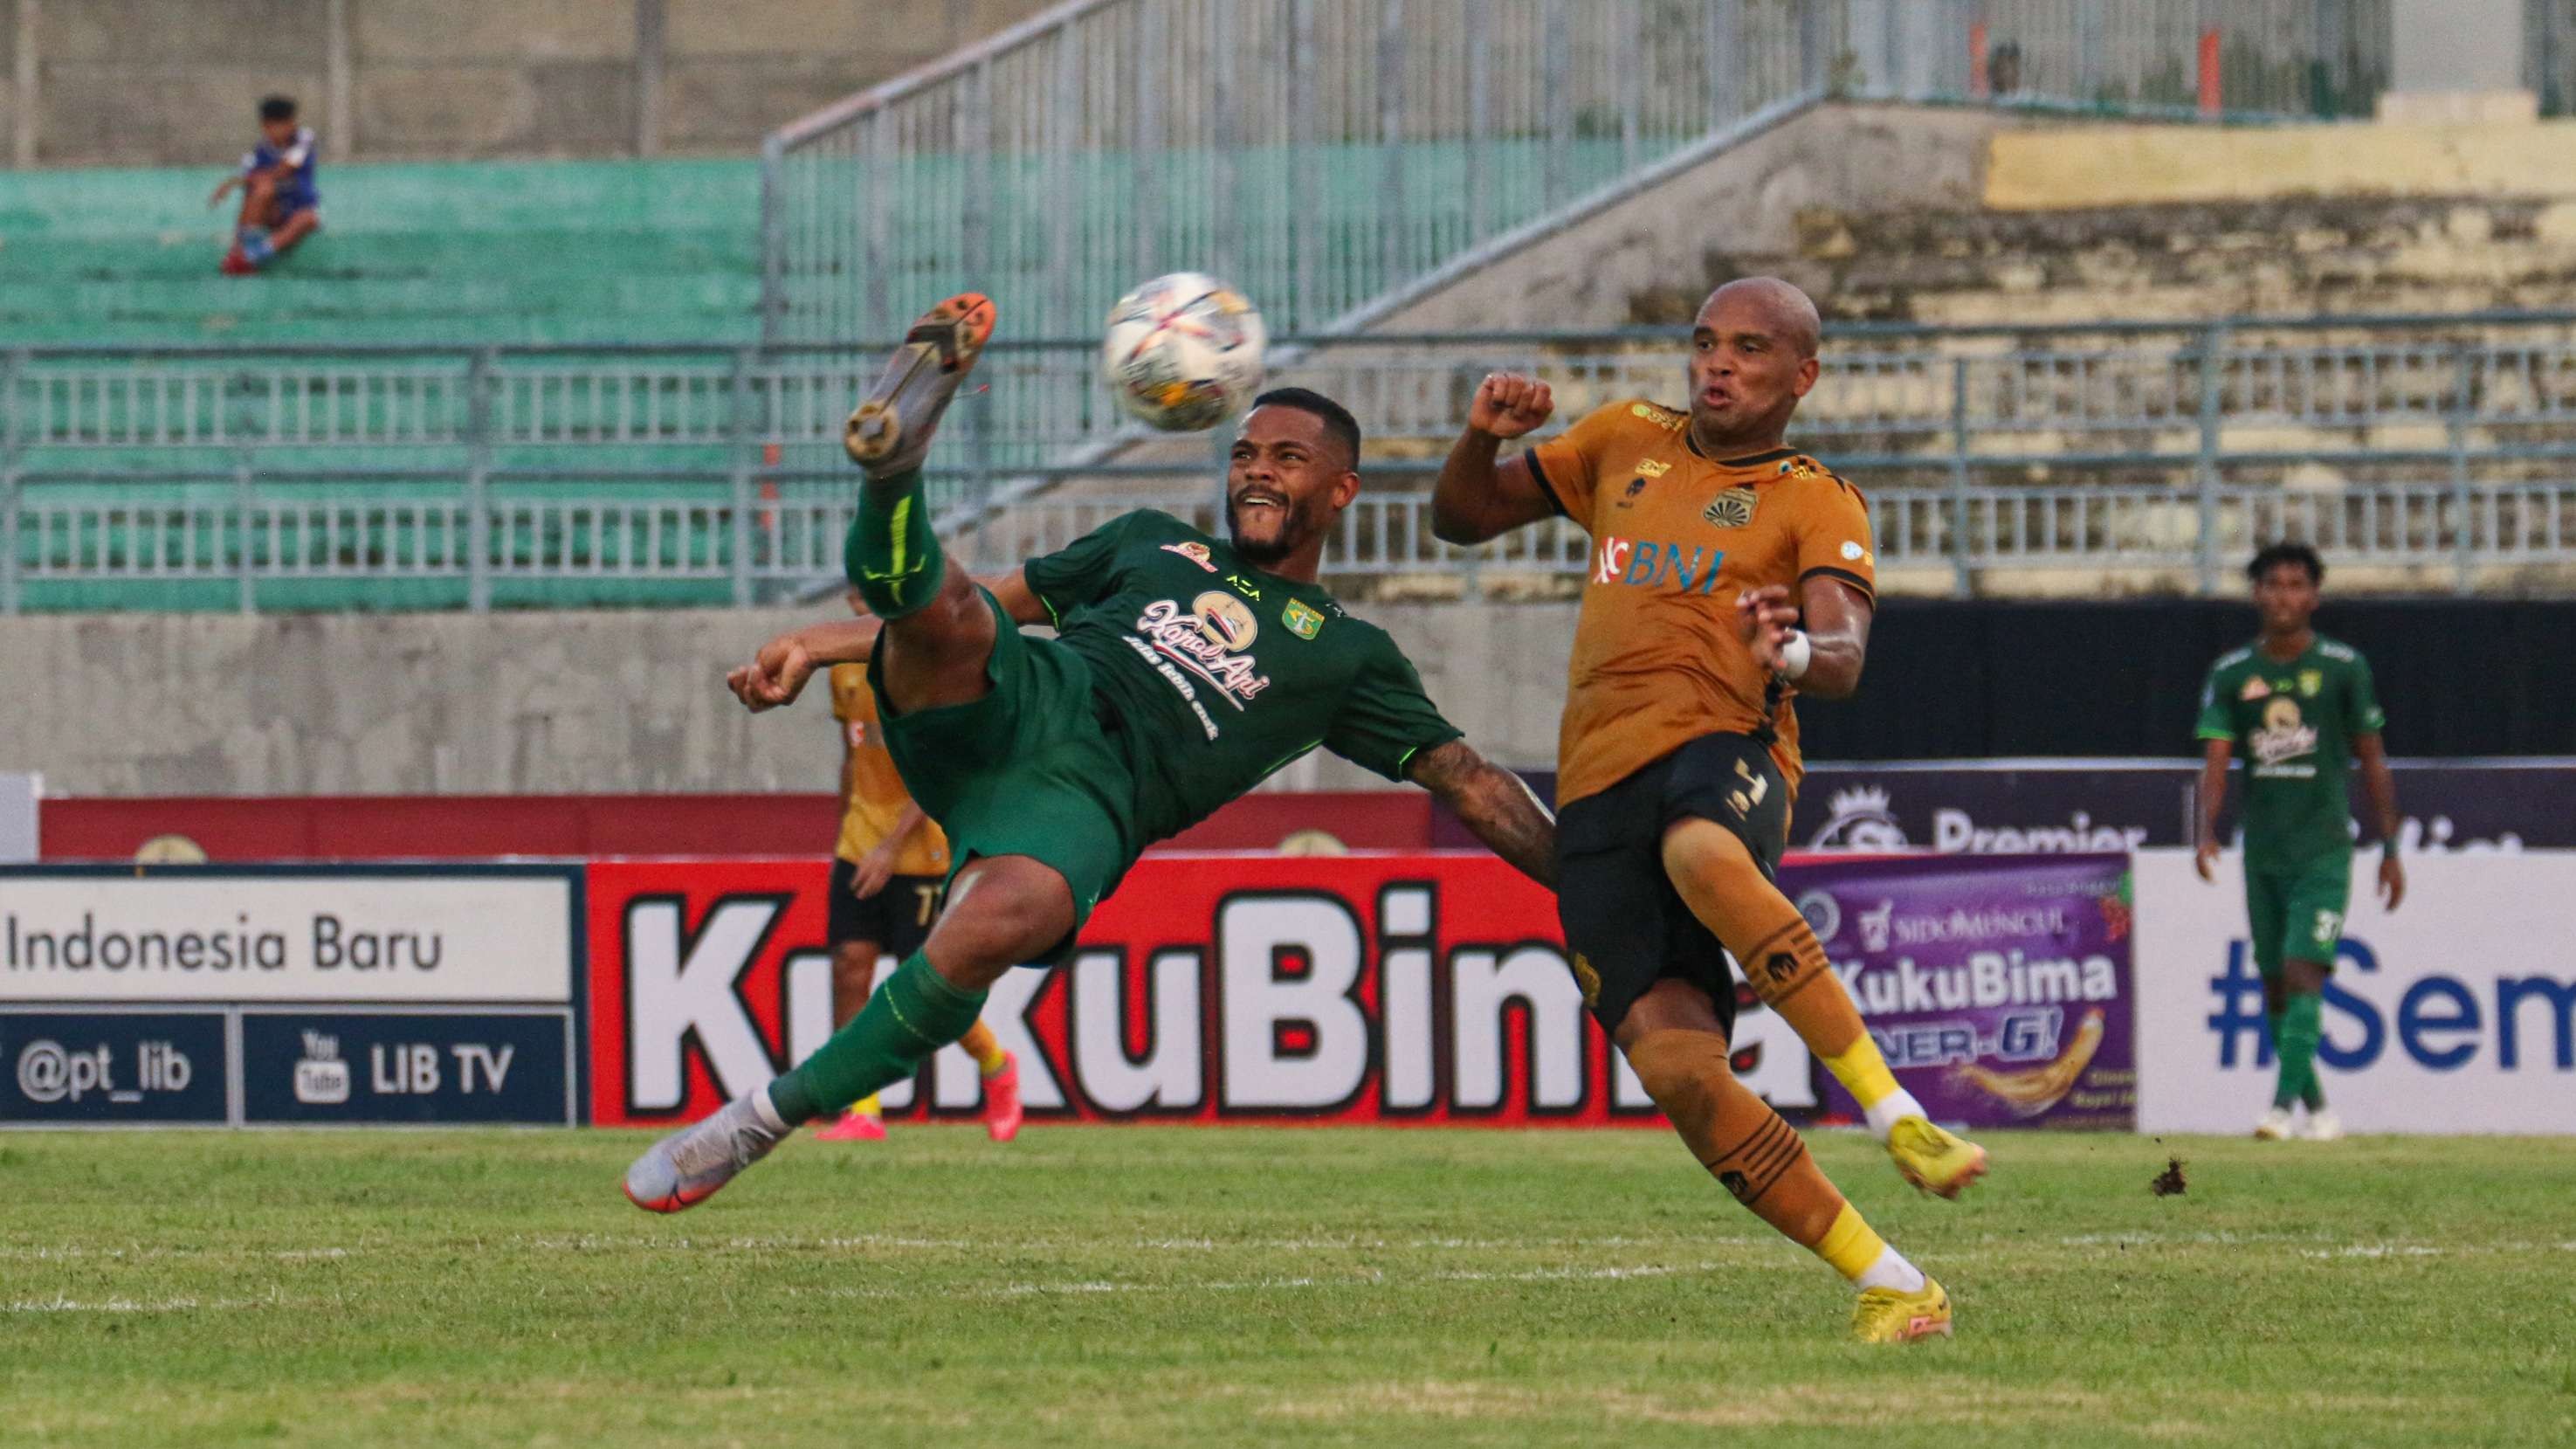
1028, 1261, 1730, 1294
5, 1291, 285, 1314
0, 1245, 355, 1263
813, 1259, 1734, 1303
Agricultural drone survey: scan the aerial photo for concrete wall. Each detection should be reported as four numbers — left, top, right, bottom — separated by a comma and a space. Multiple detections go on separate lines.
1986, 118, 2576, 211
1364, 101, 2576, 331
0, 603, 1580, 797
6, 0, 1054, 165
2390, 0, 2522, 93
1364, 103, 2062, 333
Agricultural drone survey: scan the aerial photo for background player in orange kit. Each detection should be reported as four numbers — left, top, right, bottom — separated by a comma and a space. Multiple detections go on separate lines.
812, 588, 1022, 1143
1431, 278, 1982, 1342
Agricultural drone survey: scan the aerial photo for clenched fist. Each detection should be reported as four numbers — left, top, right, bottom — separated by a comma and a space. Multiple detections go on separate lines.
726, 631, 818, 713
1469, 372, 1555, 440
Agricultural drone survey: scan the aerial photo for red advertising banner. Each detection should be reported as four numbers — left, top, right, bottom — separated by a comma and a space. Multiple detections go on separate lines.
586, 854, 1824, 1128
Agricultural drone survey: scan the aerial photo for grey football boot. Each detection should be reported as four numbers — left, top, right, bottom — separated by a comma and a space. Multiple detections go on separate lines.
843, 291, 996, 477
623, 1088, 791, 1213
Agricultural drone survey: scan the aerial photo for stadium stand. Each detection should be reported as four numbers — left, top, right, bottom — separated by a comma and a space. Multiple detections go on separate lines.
26, 0, 2559, 618
0, 157, 767, 611
0, 159, 759, 345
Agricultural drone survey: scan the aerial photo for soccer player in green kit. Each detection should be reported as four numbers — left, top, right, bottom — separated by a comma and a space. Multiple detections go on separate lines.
625, 294, 1559, 1209
2193, 542, 2406, 1142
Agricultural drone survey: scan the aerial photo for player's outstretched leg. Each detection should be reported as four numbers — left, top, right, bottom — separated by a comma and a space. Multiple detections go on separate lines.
768, 856, 1064, 1130
1661, 819, 1987, 1198
619, 856, 1069, 1212
623, 1088, 791, 1213
1620, 1000, 1950, 1343
842, 292, 995, 621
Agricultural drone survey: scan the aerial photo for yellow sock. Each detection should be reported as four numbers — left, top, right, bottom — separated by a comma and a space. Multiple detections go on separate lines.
958, 1021, 1009, 1076
851, 1093, 882, 1118
1822, 1037, 1904, 1112
1814, 1203, 1889, 1283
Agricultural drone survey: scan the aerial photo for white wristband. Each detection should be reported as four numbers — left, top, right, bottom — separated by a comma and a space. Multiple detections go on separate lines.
1778, 630, 1813, 680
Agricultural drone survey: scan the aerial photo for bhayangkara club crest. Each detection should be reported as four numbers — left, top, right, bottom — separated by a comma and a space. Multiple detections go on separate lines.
1703, 486, 1758, 529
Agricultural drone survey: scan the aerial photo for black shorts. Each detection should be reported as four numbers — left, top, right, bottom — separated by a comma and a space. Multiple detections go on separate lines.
1553, 732, 1792, 1036
826, 860, 947, 959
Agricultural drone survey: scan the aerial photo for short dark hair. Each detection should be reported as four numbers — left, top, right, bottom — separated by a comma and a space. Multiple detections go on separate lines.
2247, 541, 2325, 584
1250, 387, 1361, 468
259, 95, 298, 122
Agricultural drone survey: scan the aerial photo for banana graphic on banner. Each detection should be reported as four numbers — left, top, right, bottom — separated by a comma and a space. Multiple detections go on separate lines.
1953, 1008, 2106, 1117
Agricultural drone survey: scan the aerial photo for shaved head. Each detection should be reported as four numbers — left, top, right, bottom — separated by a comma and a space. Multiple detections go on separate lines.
1697, 278, 1822, 361
1684, 276, 1823, 454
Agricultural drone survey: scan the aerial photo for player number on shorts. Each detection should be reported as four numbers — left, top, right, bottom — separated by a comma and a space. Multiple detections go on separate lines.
1728, 758, 1768, 818
2312, 908, 2342, 947
913, 884, 940, 928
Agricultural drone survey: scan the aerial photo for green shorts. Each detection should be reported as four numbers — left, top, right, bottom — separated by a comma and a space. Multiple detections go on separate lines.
870, 587, 1143, 965
2244, 858, 2352, 976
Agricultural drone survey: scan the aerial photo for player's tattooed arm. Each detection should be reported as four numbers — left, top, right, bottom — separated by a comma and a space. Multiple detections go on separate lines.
1409, 740, 1557, 888
1738, 576, 1873, 700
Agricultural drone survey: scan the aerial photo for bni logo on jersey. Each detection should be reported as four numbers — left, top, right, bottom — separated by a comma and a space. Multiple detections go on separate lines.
1592, 535, 1726, 593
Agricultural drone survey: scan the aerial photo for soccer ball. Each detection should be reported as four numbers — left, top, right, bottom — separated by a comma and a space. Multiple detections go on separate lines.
1100, 273, 1268, 431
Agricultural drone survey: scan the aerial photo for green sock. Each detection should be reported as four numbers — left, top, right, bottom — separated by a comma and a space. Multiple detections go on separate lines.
766, 954, 987, 1124
2274, 990, 2323, 1111
844, 467, 946, 618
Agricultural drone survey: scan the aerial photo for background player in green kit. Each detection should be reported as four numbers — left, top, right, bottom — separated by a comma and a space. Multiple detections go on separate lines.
626, 293, 1559, 1211
2194, 542, 2406, 1142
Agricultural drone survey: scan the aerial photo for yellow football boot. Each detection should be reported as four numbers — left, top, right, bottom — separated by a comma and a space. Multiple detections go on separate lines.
1852, 1277, 1953, 1344
1887, 1115, 1989, 1199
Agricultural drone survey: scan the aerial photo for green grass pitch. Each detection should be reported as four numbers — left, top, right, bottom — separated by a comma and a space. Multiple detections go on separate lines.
6, 1128, 2573, 1447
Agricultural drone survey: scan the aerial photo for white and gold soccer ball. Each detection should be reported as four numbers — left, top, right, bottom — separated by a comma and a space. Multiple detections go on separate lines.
1100, 273, 1268, 432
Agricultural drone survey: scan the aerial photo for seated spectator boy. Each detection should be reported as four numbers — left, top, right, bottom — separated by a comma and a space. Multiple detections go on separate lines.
210, 95, 321, 275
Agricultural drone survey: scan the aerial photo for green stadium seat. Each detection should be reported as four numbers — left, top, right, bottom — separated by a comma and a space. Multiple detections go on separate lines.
0, 158, 760, 347
2, 158, 763, 609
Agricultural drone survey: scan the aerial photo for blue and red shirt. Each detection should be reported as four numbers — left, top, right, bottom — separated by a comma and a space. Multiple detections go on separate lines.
243, 127, 320, 211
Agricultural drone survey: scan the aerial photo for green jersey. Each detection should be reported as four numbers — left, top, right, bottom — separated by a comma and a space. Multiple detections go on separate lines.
1022, 508, 1463, 843
2194, 634, 2386, 869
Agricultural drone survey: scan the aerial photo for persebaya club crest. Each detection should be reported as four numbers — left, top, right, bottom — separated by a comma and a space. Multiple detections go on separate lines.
1703, 486, 1758, 529
1283, 599, 1326, 639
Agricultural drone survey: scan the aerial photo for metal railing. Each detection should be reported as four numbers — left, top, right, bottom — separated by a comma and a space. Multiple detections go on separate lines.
20, 312, 2576, 611
15, 470, 2570, 615
19, 315, 2576, 464
761, 0, 2389, 344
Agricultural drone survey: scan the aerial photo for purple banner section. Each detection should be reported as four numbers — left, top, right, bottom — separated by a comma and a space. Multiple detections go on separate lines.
1779, 852, 2138, 1131
1436, 761, 2576, 853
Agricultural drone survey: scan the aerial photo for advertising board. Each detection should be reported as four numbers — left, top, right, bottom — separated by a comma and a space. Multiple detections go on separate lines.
1783, 852, 2136, 1130
0, 866, 582, 1126
2132, 850, 2576, 1133
589, 852, 2136, 1131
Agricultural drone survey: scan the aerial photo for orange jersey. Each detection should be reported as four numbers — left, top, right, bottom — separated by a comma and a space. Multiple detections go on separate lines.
1526, 398, 1877, 807
830, 664, 951, 875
